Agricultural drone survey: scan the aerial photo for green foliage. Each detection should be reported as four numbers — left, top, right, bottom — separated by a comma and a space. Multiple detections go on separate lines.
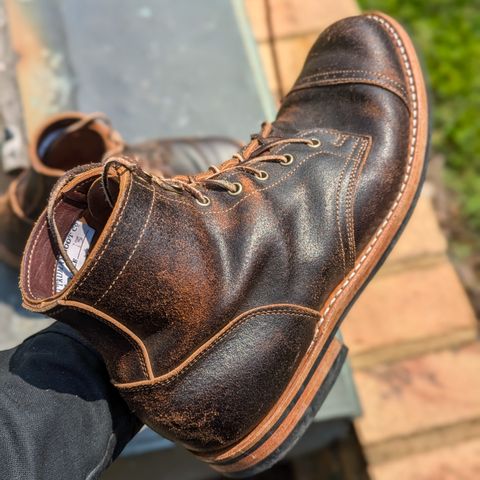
359, 0, 480, 230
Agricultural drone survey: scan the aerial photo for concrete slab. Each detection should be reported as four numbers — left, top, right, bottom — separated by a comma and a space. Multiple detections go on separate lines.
60, 0, 275, 143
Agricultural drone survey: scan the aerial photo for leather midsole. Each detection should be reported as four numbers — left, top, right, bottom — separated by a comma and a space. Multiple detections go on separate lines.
206, 340, 346, 472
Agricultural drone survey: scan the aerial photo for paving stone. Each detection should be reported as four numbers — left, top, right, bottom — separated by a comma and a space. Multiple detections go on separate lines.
385, 187, 447, 267
257, 33, 318, 98
342, 259, 477, 365
370, 437, 480, 480
245, 0, 360, 41
354, 343, 480, 448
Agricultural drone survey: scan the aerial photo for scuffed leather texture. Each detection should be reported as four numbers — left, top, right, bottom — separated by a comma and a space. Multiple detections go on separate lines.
277, 15, 411, 253
66, 129, 370, 379
51, 307, 151, 383
21, 14, 422, 453
120, 306, 318, 451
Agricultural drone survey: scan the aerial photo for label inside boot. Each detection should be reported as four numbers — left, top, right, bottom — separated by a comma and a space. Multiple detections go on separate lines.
55, 220, 96, 292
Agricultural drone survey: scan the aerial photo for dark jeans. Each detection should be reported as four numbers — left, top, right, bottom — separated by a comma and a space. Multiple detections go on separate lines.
0, 322, 141, 480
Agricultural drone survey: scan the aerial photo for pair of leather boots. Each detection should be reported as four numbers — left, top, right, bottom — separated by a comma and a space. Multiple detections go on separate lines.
19, 13, 429, 477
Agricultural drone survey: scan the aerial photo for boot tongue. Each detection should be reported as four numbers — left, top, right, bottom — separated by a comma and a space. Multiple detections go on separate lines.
189, 123, 300, 180
55, 178, 119, 292
269, 122, 300, 140
84, 177, 118, 232
243, 124, 299, 159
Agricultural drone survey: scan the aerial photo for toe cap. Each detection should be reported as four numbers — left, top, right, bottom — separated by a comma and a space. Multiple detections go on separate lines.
291, 14, 410, 106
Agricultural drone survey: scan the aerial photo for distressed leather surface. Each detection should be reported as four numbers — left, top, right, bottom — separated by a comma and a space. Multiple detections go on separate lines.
120, 306, 318, 450
22, 15, 420, 452
67, 128, 371, 374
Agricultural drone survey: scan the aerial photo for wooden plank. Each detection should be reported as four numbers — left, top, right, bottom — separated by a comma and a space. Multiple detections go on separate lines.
244, 0, 360, 41
370, 437, 480, 479
342, 259, 478, 367
355, 344, 480, 453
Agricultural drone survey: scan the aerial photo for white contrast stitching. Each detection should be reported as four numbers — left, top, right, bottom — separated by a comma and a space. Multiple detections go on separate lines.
295, 69, 408, 94
71, 174, 134, 295
93, 181, 156, 306
139, 128, 365, 216
117, 308, 321, 391
335, 138, 360, 274
319, 15, 418, 325
146, 150, 346, 214
345, 138, 369, 268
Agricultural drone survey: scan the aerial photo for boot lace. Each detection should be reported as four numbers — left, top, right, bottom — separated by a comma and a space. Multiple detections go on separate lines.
103, 122, 320, 207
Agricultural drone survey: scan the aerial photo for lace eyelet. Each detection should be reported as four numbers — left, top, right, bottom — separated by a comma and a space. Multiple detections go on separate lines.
228, 182, 243, 196
196, 196, 211, 206
309, 138, 321, 148
280, 154, 294, 166
254, 170, 269, 181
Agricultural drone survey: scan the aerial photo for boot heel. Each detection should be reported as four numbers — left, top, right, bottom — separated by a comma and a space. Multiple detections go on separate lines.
198, 337, 348, 478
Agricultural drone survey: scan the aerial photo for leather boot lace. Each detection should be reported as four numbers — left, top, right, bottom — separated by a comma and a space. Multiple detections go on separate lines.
102, 122, 318, 206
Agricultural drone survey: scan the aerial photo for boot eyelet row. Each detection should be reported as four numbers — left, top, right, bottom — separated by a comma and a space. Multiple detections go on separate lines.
254, 170, 269, 181
196, 196, 211, 207
280, 154, 294, 166
228, 182, 243, 196
309, 138, 321, 148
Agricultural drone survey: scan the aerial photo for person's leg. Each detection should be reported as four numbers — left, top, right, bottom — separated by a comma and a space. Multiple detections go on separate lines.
0, 322, 141, 480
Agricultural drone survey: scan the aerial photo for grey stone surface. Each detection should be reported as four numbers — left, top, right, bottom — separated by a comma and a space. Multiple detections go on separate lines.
61, 0, 274, 143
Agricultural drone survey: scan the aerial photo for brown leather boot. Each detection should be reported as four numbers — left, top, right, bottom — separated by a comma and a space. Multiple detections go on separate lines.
0, 112, 123, 268
0, 112, 239, 268
21, 13, 429, 476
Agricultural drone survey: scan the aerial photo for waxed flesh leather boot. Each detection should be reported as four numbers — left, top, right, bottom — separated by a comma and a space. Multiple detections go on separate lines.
21, 13, 429, 477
